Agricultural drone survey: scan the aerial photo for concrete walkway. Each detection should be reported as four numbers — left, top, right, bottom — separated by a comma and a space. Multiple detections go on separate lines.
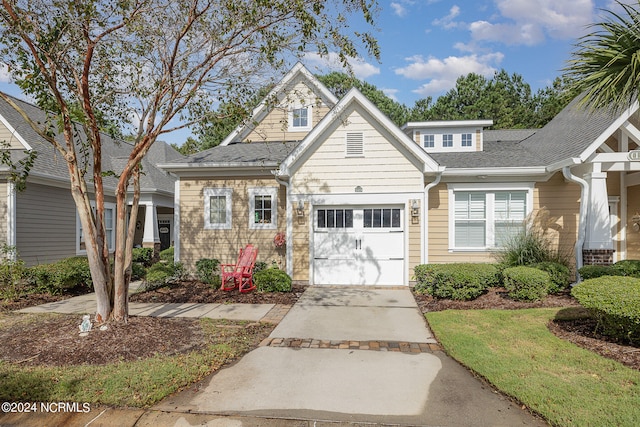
154, 286, 547, 426
16, 282, 284, 323
3, 286, 548, 426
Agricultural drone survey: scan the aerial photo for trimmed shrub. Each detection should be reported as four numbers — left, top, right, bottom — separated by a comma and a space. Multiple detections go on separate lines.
503, 266, 551, 302
0, 246, 28, 300
531, 261, 571, 294
131, 262, 146, 280
144, 261, 184, 290
611, 260, 640, 278
132, 247, 154, 266
572, 276, 640, 344
195, 258, 221, 286
578, 264, 614, 280
254, 267, 292, 292
413, 263, 500, 300
29, 257, 92, 293
253, 261, 268, 274
159, 246, 174, 263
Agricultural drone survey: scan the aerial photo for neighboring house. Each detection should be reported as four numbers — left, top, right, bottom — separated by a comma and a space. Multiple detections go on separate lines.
160, 62, 640, 286
0, 94, 182, 266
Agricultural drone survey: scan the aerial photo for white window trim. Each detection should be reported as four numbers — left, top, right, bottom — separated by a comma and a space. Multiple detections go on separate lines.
423, 134, 435, 148
204, 188, 232, 230
288, 105, 312, 132
462, 133, 473, 147
442, 134, 453, 148
249, 187, 278, 230
76, 202, 116, 255
447, 183, 534, 251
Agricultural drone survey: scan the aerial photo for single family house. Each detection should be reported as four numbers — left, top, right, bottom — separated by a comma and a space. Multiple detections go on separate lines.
0, 94, 182, 266
160, 63, 640, 286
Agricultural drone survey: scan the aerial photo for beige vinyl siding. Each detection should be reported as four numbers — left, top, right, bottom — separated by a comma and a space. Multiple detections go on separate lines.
627, 185, 640, 259
292, 201, 310, 282
244, 81, 331, 143
534, 173, 581, 268
0, 181, 7, 245
426, 173, 581, 267
0, 121, 28, 149
291, 109, 423, 194
16, 183, 78, 266
179, 177, 286, 271
427, 183, 495, 263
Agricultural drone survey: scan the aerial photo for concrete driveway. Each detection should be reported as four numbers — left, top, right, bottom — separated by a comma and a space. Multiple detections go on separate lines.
156, 286, 547, 426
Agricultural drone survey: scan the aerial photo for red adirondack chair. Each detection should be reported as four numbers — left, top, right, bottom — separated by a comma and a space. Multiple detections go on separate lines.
220, 244, 258, 293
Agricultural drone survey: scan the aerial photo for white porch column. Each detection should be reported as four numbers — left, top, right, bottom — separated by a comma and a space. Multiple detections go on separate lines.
584, 171, 614, 250
142, 203, 160, 248
6, 182, 16, 260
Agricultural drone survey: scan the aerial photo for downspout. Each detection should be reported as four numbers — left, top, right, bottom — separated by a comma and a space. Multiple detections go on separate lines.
563, 165, 588, 282
422, 171, 443, 265
274, 173, 293, 278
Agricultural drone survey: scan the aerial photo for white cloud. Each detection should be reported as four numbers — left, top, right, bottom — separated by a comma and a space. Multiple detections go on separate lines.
391, 2, 407, 17
304, 52, 380, 79
394, 53, 504, 97
469, 0, 594, 45
0, 63, 12, 83
470, 20, 545, 46
381, 88, 399, 101
432, 5, 462, 29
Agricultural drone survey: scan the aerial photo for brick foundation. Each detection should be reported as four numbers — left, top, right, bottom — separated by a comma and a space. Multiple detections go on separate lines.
582, 249, 615, 266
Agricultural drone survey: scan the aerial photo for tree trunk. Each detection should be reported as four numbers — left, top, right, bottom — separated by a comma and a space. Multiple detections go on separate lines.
112, 164, 141, 322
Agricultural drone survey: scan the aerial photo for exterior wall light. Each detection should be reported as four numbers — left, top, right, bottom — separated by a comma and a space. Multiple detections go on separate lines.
296, 200, 305, 217
411, 199, 420, 217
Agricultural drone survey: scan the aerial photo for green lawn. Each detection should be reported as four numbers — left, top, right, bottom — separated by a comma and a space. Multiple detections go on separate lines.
427, 308, 640, 427
0, 316, 271, 407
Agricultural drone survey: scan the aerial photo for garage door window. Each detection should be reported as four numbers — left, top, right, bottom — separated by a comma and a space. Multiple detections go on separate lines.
363, 208, 401, 228
317, 209, 353, 228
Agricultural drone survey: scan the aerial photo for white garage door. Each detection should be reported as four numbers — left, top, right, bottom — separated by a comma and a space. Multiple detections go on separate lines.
313, 207, 405, 285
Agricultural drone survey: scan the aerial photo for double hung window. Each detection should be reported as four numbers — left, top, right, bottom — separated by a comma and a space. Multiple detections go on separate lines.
451, 186, 530, 249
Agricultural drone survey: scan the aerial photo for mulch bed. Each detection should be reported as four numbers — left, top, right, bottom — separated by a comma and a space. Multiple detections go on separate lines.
2, 282, 639, 371
129, 280, 306, 305
414, 287, 640, 371
0, 314, 206, 366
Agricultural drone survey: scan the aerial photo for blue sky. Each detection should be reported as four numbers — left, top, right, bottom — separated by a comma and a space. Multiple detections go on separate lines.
303, 0, 621, 105
0, 0, 626, 145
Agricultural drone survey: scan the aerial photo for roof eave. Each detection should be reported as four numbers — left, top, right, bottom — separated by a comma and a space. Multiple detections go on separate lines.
442, 166, 548, 176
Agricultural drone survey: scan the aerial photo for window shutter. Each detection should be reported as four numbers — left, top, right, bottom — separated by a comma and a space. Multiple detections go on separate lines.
346, 132, 364, 156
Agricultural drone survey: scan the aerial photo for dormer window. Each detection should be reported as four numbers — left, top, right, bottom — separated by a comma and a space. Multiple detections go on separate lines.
289, 106, 312, 131
462, 133, 473, 147
423, 134, 435, 148
443, 134, 453, 148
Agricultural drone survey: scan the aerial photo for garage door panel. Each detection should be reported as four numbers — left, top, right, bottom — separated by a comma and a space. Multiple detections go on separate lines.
314, 231, 357, 259
361, 231, 403, 259
313, 205, 406, 286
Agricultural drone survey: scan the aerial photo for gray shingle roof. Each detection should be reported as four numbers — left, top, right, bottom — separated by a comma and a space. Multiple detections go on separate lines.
0, 94, 181, 193
434, 95, 623, 170
174, 141, 298, 165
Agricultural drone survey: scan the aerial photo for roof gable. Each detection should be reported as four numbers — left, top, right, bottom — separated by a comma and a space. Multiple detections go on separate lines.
278, 88, 442, 177
220, 62, 339, 146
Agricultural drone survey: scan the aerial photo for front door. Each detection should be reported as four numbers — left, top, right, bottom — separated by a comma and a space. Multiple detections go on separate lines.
158, 219, 171, 250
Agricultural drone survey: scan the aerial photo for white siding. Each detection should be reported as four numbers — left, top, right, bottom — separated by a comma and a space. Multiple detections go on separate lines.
291, 109, 423, 194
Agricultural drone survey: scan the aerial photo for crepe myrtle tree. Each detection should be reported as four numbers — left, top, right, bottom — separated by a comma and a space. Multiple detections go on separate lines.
0, 0, 379, 323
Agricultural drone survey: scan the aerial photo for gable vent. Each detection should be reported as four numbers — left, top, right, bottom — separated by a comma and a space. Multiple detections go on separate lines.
346, 132, 364, 157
